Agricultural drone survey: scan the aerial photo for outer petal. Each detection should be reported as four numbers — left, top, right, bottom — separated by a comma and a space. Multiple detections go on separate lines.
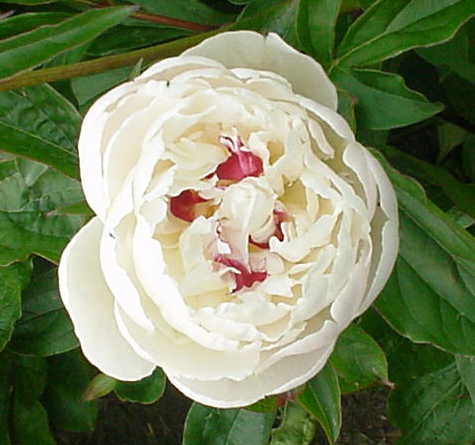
58, 217, 155, 380
168, 342, 335, 408
78, 81, 139, 220
182, 31, 338, 111
357, 150, 399, 314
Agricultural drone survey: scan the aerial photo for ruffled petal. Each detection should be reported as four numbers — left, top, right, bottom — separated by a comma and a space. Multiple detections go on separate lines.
78, 81, 141, 220
168, 343, 335, 408
357, 151, 399, 314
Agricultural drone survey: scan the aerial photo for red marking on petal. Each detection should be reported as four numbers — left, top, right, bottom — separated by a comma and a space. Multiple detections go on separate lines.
170, 190, 208, 222
215, 133, 263, 181
215, 254, 267, 292
249, 210, 288, 249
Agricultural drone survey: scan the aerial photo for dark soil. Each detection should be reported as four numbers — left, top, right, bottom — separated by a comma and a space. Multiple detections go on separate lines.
55, 386, 191, 445
56, 387, 399, 445
334, 389, 399, 445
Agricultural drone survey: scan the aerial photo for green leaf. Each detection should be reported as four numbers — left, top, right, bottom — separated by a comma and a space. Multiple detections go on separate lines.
82, 374, 117, 402
389, 362, 475, 445
446, 207, 475, 229
330, 323, 388, 394
297, 363, 341, 445
0, 157, 86, 265
381, 145, 475, 218
0, 6, 136, 80
336, 0, 475, 68
9, 268, 78, 356
72, 66, 132, 109
331, 67, 443, 130
337, 88, 357, 132
456, 356, 475, 406
373, 151, 475, 356
88, 19, 191, 57
297, 0, 342, 69
183, 403, 276, 445
13, 400, 56, 445
340, 0, 361, 13
269, 402, 317, 445
417, 19, 475, 85
0, 83, 81, 178
234, 0, 300, 44
55, 201, 92, 217
246, 395, 280, 413
0, 13, 70, 41
124, 0, 235, 26
87, 24, 189, 57
0, 260, 33, 351
0, 351, 12, 445
42, 349, 98, 432
12, 355, 55, 445
115, 368, 166, 404
437, 122, 468, 162
463, 135, 475, 182
13, 354, 47, 401
360, 310, 454, 384
443, 72, 475, 125
358, 0, 377, 7
2, 0, 55, 3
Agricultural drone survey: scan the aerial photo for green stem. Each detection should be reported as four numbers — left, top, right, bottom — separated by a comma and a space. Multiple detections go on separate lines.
0, 29, 224, 92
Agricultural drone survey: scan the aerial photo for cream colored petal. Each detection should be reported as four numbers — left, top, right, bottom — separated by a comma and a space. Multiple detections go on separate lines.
115, 303, 260, 381
78, 81, 139, 220
138, 55, 226, 81
58, 217, 154, 380
103, 93, 173, 208
357, 151, 399, 314
100, 214, 155, 332
182, 31, 337, 110
343, 141, 378, 217
168, 343, 335, 408
132, 215, 241, 351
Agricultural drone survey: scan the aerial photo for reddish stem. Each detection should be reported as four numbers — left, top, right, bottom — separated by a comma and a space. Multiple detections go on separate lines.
131, 10, 215, 32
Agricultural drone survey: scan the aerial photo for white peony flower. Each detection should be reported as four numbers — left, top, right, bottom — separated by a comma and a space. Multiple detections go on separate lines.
58, 31, 399, 408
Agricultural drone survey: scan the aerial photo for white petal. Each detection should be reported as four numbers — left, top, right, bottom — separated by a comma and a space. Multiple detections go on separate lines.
100, 214, 155, 332
78, 81, 143, 220
357, 151, 399, 313
168, 343, 335, 408
132, 215, 240, 351
138, 55, 225, 81
58, 218, 154, 380
115, 303, 260, 381
182, 31, 338, 110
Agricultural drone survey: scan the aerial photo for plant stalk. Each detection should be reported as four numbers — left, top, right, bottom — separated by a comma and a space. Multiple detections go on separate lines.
0, 29, 223, 92
130, 11, 214, 32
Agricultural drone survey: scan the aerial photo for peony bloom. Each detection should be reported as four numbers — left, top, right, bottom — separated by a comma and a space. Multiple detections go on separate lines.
58, 31, 398, 408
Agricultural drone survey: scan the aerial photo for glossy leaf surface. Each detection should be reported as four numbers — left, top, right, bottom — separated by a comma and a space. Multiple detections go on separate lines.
0, 6, 135, 80
183, 403, 276, 445
10, 268, 78, 356
298, 363, 341, 445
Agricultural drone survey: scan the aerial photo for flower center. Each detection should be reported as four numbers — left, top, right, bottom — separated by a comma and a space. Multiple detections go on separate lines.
167, 130, 287, 293
170, 190, 212, 222
214, 254, 267, 292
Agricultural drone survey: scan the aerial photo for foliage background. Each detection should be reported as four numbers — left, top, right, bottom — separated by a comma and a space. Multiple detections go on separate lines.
1, 0, 475, 444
